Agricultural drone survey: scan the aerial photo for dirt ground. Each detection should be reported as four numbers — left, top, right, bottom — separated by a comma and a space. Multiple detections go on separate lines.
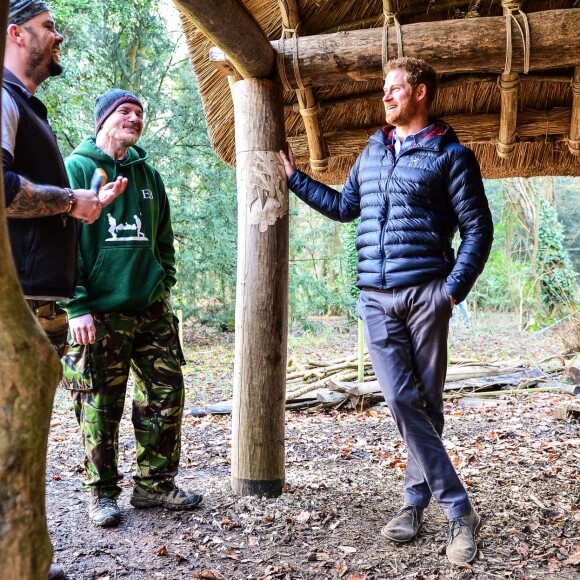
46, 313, 580, 579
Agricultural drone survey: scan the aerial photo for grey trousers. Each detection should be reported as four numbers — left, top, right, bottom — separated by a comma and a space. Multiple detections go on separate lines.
358, 279, 472, 519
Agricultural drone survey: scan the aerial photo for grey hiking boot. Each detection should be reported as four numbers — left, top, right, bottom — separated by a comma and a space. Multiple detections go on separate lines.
381, 504, 424, 543
88, 496, 121, 528
130, 485, 203, 510
446, 508, 482, 564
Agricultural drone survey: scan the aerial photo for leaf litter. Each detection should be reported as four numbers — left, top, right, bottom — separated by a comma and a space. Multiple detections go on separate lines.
47, 313, 579, 579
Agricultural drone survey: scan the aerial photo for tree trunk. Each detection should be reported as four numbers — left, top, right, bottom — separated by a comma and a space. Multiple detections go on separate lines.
0, 4, 63, 575
231, 79, 289, 497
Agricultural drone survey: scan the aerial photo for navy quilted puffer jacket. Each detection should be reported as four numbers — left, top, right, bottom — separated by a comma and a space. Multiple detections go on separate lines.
288, 122, 493, 303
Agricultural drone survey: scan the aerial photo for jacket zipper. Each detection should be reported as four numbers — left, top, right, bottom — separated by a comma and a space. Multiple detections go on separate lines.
373, 135, 437, 288
379, 146, 398, 288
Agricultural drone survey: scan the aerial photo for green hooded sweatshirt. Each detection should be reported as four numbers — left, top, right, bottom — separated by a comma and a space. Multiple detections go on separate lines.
64, 136, 176, 319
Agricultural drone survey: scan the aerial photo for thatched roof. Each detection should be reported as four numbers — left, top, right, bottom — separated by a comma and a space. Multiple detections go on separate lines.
177, 0, 580, 184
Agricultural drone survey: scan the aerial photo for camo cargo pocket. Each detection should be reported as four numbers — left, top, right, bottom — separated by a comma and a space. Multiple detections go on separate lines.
60, 343, 94, 392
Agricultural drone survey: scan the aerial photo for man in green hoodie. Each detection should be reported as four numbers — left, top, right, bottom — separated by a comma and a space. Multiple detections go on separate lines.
63, 89, 202, 528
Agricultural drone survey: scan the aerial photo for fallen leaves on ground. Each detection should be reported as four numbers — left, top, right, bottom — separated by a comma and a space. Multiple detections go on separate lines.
46, 314, 580, 579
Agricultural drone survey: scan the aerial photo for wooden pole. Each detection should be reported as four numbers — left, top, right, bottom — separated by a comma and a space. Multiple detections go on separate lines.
0, 3, 62, 576
209, 9, 579, 89
568, 67, 580, 155
231, 79, 289, 497
497, 73, 520, 159
357, 319, 365, 383
278, 0, 329, 171
172, 0, 275, 78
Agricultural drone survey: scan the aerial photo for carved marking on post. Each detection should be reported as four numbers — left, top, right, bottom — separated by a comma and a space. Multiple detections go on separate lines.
240, 151, 288, 232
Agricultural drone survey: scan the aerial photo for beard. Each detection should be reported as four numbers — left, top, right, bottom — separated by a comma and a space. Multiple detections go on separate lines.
26, 47, 63, 85
24, 29, 63, 86
385, 98, 416, 126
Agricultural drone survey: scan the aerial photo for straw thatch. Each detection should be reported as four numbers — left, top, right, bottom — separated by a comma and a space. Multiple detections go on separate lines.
177, 0, 580, 184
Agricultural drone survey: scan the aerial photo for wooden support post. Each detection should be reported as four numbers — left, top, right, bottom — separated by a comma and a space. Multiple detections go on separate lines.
497, 72, 520, 158
0, 4, 62, 575
231, 79, 289, 497
568, 67, 580, 155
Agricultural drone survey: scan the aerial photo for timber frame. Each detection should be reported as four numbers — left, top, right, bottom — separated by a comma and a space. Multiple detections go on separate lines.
173, 0, 580, 497
177, 0, 580, 182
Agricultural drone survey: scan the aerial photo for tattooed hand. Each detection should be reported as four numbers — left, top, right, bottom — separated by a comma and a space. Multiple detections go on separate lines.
6, 176, 128, 223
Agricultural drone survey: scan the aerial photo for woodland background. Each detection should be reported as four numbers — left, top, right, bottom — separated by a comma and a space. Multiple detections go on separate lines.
15, 2, 578, 578
41, 0, 579, 334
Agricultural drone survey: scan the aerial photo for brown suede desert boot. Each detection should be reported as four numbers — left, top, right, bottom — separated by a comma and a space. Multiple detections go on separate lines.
446, 508, 482, 564
381, 504, 424, 543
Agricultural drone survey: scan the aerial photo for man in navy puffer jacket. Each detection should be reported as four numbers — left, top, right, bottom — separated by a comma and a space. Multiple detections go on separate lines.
280, 57, 493, 565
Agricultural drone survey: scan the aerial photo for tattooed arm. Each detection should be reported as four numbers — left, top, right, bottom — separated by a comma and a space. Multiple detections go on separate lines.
5, 177, 74, 217
5, 173, 127, 223
3, 155, 128, 223
2, 91, 126, 222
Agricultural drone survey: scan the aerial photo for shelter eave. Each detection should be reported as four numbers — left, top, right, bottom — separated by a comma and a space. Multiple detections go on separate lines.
176, 0, 580, 182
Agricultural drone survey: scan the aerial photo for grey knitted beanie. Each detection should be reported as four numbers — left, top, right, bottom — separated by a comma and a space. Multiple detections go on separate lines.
94, 89, 143, 134
9, 0, 49, 25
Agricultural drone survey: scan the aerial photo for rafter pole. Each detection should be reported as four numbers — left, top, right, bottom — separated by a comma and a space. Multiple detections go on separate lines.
278, 0, 329, 171
287, 108, 574, 159
497, 72, 520, 158
208, 9, 579, 89
173, 0, 275, 78
568, 67, 580, 155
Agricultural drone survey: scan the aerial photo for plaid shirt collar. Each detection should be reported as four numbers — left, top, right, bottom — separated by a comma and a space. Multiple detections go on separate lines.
393, 123, 437, 156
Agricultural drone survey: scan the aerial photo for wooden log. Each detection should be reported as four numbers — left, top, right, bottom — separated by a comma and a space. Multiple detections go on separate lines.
173, 0, 275, 78
329, 381, 382, 397
210, 9, 579, 89
287, 108, 574, 160
564, 354, 580, 385
553, 401, 580, 420
316, 391, 348, 405
568, 67, 580, 155
231, 79, 289, 498
0, 8, 63, 574
496, 72, 520, 159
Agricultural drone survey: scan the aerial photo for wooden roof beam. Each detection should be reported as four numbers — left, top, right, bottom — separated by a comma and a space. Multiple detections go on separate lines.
287, 108, 574, 161
278, 0, 329, 172
209, 8, 579, 89
568, 67, 580, 155
173, 0, 275, 79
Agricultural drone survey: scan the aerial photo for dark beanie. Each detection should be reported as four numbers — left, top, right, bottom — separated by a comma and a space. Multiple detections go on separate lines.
8, 0, 49, 25
94, 89, 143, 134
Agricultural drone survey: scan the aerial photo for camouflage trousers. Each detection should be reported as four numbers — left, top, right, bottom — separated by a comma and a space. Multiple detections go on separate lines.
67, 295, 185, 499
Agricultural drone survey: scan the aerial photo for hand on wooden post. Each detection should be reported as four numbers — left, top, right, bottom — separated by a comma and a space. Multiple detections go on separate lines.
279, 143, 297, 179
